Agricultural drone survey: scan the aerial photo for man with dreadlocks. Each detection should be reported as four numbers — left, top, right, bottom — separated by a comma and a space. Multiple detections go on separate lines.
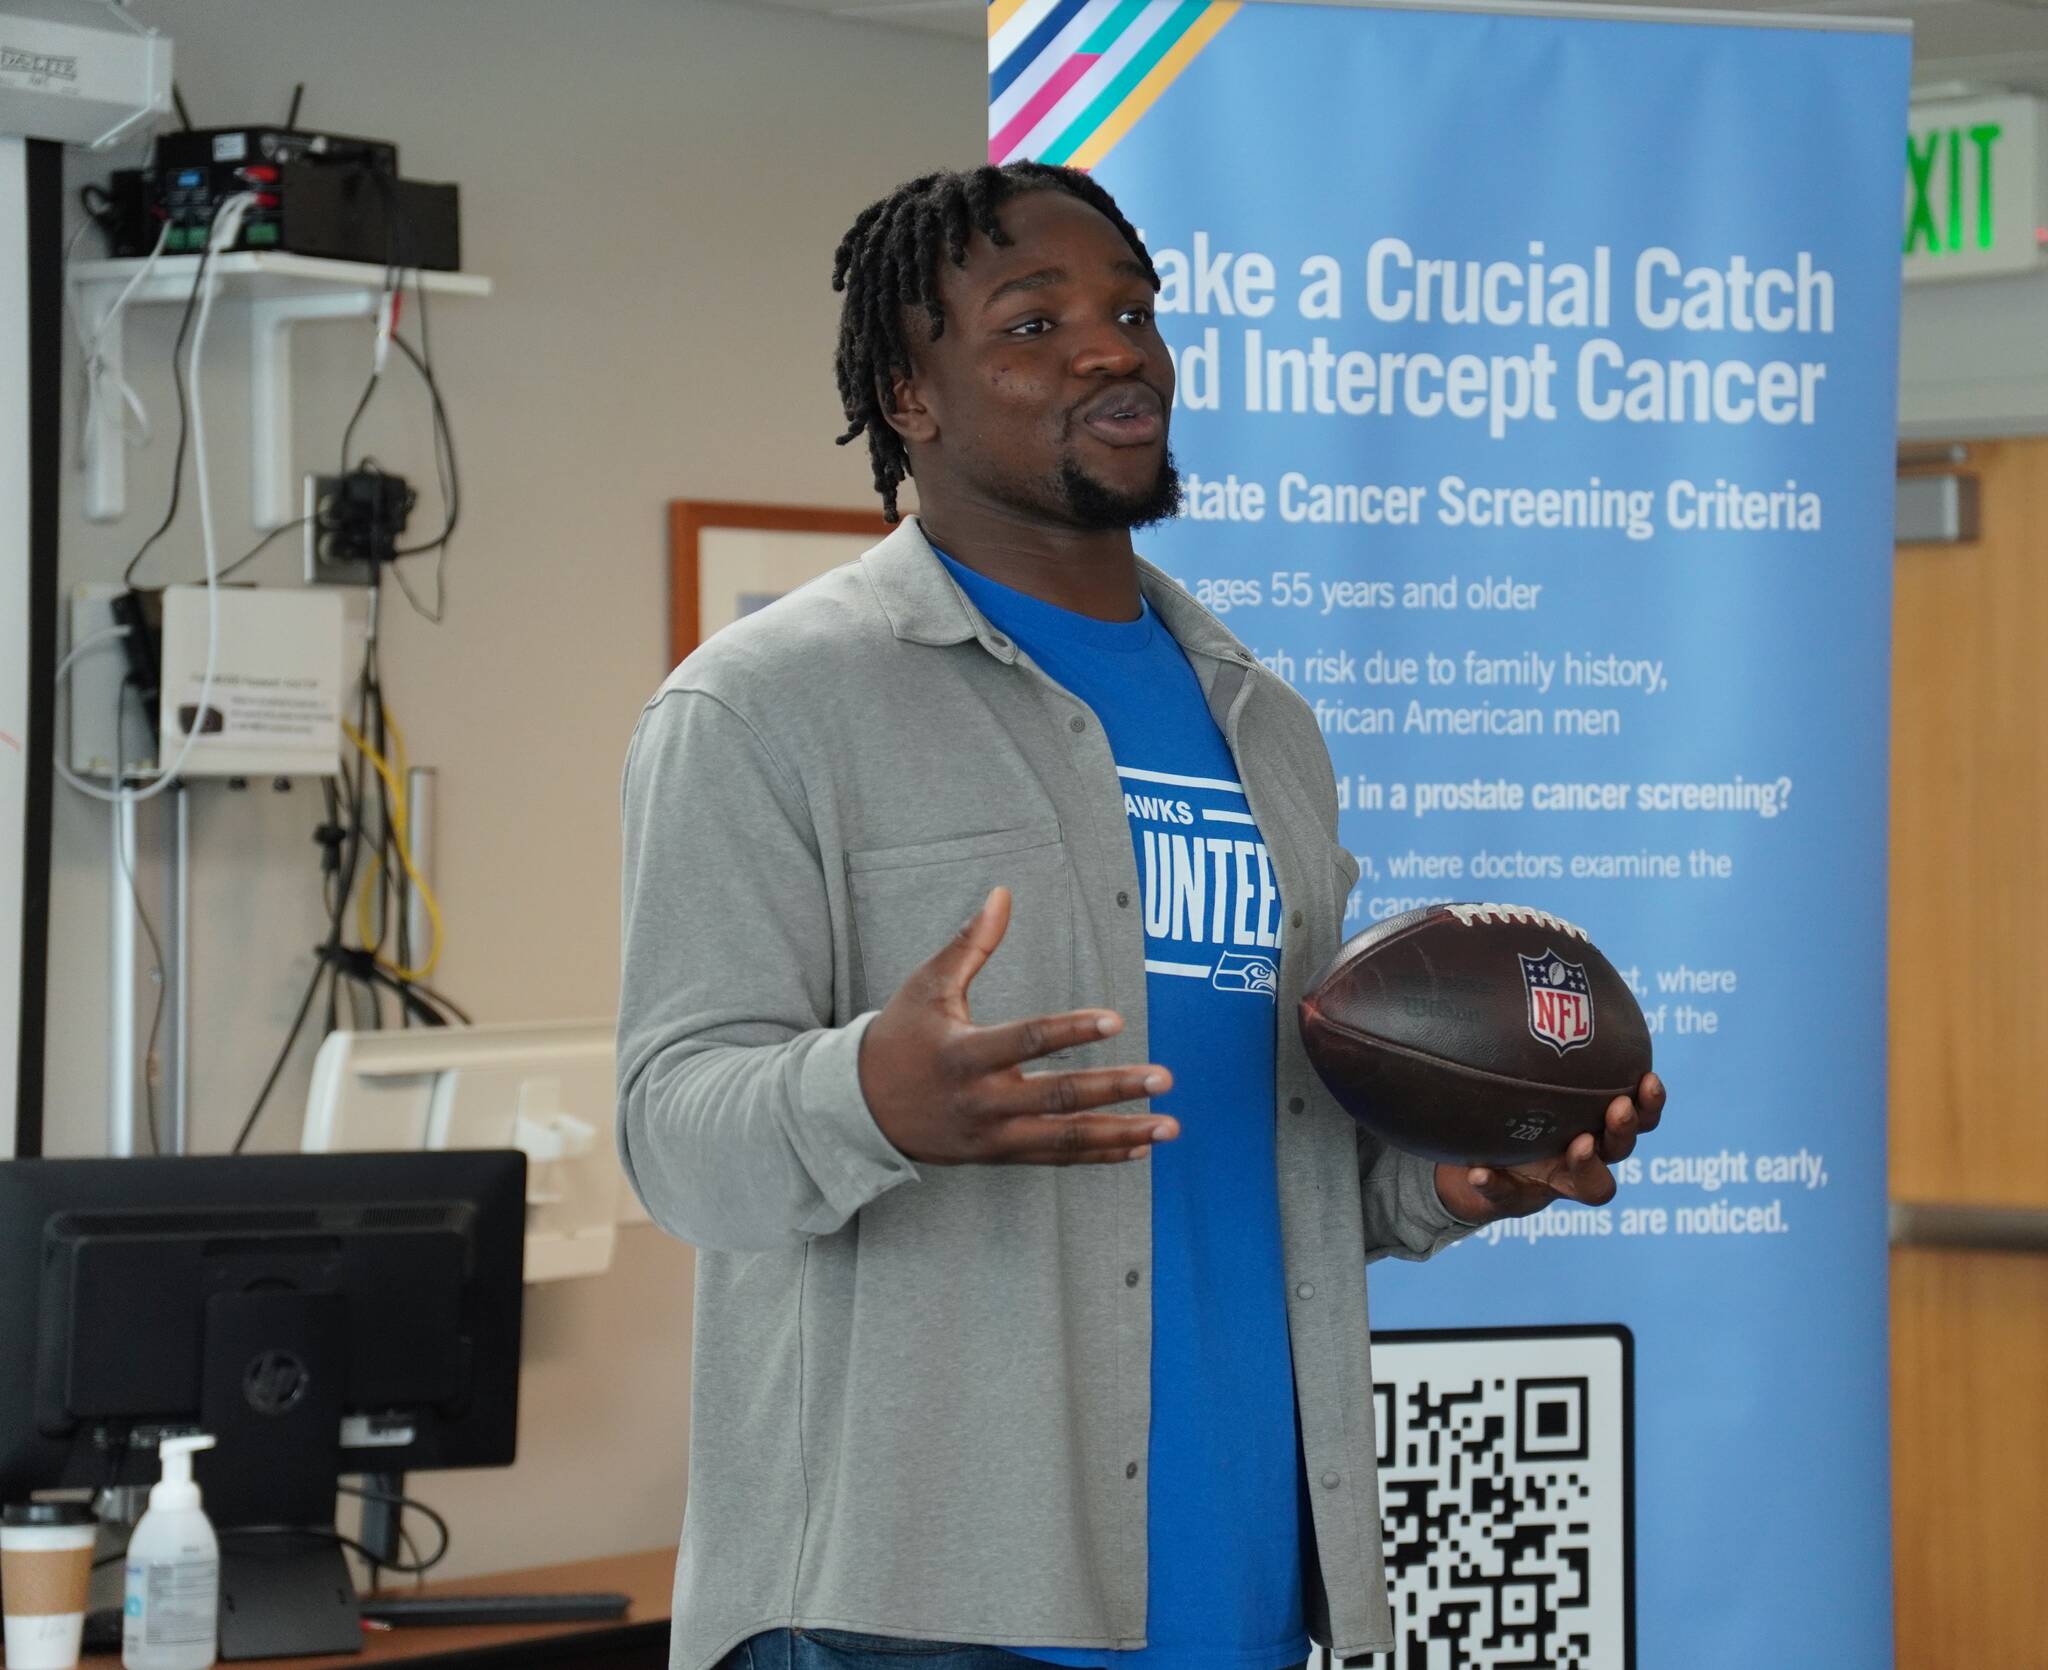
617, 163, 1662, 1670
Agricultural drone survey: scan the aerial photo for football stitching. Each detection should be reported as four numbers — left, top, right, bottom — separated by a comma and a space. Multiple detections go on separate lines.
1445, 902, 1589, 939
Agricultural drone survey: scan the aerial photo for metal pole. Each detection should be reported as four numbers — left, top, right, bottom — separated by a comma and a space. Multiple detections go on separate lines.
167, 782, 190, 1154
107, 791, 136, 1157
406, 766, 435, 987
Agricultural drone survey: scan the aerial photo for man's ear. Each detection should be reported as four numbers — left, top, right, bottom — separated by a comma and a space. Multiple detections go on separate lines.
881, 366, 939, 447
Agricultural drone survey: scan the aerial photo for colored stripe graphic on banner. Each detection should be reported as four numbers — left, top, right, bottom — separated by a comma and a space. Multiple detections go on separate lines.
989, 0, 1238, 169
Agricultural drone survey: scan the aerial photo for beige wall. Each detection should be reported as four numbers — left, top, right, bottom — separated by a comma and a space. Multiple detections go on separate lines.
47, 0, 979, 1576
1902, 270, 2048, 438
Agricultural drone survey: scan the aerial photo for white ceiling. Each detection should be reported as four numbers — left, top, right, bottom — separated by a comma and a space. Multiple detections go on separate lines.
733, 0, 2048, 98
742, 0, 982, 40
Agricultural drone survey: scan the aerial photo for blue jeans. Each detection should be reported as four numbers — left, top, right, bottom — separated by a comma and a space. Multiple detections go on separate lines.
716, 1631, 1311, 1670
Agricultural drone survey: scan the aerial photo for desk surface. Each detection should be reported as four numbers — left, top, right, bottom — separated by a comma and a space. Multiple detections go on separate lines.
82, 1548, 675, 1670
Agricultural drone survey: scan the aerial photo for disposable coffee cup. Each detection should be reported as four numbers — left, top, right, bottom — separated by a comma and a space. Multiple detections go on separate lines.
1, 1502, 97, 1670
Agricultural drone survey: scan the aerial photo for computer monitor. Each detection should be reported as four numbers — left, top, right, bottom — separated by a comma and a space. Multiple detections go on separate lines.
0, 1150, 525, 1660
302, 1021, 623, 1282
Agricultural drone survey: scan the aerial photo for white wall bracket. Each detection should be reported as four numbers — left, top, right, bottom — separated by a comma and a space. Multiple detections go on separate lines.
68, 251, 492, 531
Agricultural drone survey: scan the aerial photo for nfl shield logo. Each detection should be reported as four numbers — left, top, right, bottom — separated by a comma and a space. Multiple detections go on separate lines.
1520, 950, 1594, 1055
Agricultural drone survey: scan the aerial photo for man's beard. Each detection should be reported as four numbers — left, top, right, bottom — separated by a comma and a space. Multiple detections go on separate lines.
1056, 446, 1183, 532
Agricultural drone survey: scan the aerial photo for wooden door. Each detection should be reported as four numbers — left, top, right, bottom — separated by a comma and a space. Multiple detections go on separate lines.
1891, 437, 2048, 1667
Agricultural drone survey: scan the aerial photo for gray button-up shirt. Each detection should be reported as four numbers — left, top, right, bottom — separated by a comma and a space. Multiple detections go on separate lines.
616, 516, 1474, 1670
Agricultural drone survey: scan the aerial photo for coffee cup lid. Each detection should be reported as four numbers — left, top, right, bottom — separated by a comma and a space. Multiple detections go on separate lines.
2, 1501, 96, 1527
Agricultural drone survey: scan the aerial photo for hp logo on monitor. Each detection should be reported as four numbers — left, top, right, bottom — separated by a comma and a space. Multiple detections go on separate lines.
243, 1350, 311, 1417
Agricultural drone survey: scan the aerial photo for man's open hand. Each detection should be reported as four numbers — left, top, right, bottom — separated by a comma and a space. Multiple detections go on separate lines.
858, 886, 1180, 1166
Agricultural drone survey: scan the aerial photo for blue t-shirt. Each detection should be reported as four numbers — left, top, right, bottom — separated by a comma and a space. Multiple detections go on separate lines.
932, 547, 1312, 1670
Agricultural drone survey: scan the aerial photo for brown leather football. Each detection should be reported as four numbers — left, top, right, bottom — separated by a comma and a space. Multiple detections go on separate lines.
1298, 901, 1652, 1167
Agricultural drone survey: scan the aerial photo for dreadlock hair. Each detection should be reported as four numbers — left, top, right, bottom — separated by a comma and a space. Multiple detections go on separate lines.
830, 162, 1160, 525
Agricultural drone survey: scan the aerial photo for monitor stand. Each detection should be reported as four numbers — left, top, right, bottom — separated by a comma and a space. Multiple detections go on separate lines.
200, 1290, 362, 1658
219, 1535, 361, 1660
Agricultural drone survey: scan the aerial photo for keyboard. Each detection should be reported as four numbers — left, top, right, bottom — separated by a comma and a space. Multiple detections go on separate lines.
357, 1591, 632, 1627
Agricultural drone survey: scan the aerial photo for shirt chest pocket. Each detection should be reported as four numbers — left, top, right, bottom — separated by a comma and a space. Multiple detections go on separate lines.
845, 820, 1077, 1031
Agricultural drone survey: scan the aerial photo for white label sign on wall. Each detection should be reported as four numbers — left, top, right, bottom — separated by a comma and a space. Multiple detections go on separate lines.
1905, 94, 2048, 283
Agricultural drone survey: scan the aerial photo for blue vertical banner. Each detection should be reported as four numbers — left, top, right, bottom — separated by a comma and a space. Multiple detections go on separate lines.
994, 4, 1909, 1666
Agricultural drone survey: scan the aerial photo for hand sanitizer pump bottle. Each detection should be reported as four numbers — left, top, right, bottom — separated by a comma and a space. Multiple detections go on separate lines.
122, 1434, 219, 1670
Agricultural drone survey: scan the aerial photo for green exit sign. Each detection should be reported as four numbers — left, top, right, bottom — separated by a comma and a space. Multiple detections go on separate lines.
1906, 95, 2048, 283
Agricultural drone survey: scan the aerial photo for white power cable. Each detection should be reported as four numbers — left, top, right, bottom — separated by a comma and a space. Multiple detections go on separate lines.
65, 215, 173, 464
59, 193, 261, 806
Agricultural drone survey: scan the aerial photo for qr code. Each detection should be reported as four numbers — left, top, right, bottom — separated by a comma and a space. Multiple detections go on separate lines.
1363, 1327, 1634, 1670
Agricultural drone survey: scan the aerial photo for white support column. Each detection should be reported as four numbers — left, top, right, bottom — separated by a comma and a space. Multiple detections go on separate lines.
249, 291, 377, 530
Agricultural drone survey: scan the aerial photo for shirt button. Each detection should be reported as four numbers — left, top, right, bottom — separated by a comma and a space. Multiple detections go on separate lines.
1126, 1462, 1139, 1479
1069, 716, 1086, 734
1116, 890, 1130, 908
990, 634, 1008, 649
1126, 1270, 1140, 1287
1296, 1282, 1315, 1299
1321, 1472, 1341, 1490
1291, 910, 1304, 929
1288, 1096, 1305, 1114
1235, 649, 1253, 662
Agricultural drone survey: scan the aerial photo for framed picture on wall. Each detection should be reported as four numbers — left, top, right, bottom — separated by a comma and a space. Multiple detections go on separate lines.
666, 500, 891, 669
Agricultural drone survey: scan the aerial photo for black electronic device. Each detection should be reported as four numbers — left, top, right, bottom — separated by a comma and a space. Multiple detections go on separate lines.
155, 127, 400, 182
0, 1151, 526, 1661
357, 1592, 632, 1627
98, 123, 459, 270
104, 125, 395, 258
275, 163, 460, 271
312, 468, 419, 572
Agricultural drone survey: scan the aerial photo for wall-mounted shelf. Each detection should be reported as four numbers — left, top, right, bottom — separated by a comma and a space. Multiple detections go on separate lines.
69, 251, 492, 532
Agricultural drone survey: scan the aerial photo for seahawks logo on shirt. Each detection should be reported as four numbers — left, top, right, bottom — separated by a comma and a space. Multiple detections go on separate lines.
1211, 951, 1278, 994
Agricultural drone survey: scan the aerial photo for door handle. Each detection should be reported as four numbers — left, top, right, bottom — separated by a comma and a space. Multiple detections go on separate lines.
1890, 1202, 2048, 1252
